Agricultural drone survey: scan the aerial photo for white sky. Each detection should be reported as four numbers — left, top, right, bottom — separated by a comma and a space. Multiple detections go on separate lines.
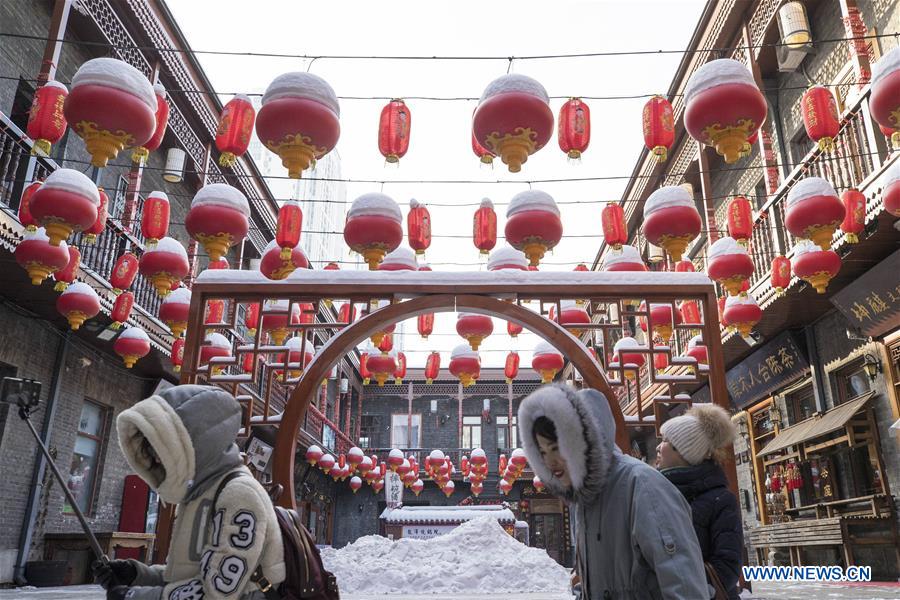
168, 0, 706, 368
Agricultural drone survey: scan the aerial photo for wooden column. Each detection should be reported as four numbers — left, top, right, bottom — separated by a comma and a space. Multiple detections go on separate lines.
407, 382, 413, 447
37, 0, 73, 84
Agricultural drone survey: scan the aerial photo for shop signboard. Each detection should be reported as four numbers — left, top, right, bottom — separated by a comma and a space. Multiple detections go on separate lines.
724, 331, 809, 410
830, 248, 900, 339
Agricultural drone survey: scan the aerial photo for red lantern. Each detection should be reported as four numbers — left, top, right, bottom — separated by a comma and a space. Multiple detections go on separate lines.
18, 180, 42, 232
378, 99, 411, 164
64, 58, 158, 167
499, 479, 513, 495
344, 193, 404, 270
601, 203, 627, 250
801, 85, 840, 153
685, 335, 709, 369
505, 190, 563, 267
488, 246, 529, 272
186, 183, 250, 262
675, 260, 696, 272
276, 200, 303, 259
378, 332, 394, 355
359, 351, 372, 385
558, 97, 590, 159
507, 320, 523, 338
880, 123, 900, 150
473, 74, 553, 172
654, 351, 669, 371
420, 351, 440, 384
840, 189, 866, 243
305, 445, 323, 466
680, 300, 702, 328
83, 187, 109, 243
441, 480, 455, 498
771, 255, 792, 294
723, 294, 762, 337
140, 191, 170, 247
868, 47, 900, 148
504, 351, 520, 384
551, 300, 591, 336
216, 94, 256, 168
411, 479, 424, 496
684, 59, 767, 163
277, 337, 314, 381
160, 288, 191, 337
367, 352, 397, 387
639, 302, 682, 341
199, 333, 232, 375
407, 199, 431, 255
208, 257, 229, 270
27, 81, 68, 156
139, 237, 189, 296
132, 83, 169, 163
642, 95, 675, 162
260, 239, 309, 280
642, 186, 701, 262
339, 303, 356, 324
449, 344, 481, 387
15, 228, 69, 285
53, 246, 81, 292
256, 72, 340, 178
206, 299, 225, 326
29, 168, 100, 246
601, 244, 648, 273
457, 313, 493, 351
610, 337, 645, 380
785, 177, 845, 250
884, 162, 900, 217
171, 337, 185, 372
57, 281, 100, 330
474, 198, 498, 255
111, 291, 134, 329
532, 341, 564, 384
243, 302, 261, 337
726, 196, 753, 244
379, 247, 418, 272
110, 252, 139, 294
318, 453, 335, 473
113, 327, 151, 368
472, 130, 494, 165
393, 352, 407, 385
708, 237, 755, 296
418, 313, 434, 339
792, 241, 841, 295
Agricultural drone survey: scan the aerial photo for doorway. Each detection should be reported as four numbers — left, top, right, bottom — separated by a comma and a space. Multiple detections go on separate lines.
530, 513, 565, 565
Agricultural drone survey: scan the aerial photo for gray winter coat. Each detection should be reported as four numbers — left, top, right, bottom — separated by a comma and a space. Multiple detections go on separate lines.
519, 385, 708, 600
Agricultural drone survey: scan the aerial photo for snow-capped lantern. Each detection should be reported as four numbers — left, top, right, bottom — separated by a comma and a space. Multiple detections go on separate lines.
379, 99, 411, 164
278, 337, 313, 381
139, 237, 189, 296
243, 302, 261, 336
113, 327, 151, 368
380, 246, 418, 271
186, 183, 250, 262
441, 480, 455, 498
132, 83, 168, 164
785, 177, 844, 250
653, 352, 669, 371
708, 237, 754, 296
407, 199, 430, 255
840, 189, 866, 243
675, 260, 696, 272
64, 58, 157, 167
505, 190, 563, 267
881, 123, 900, 149
306, 445, 323, 466
723, 294, 762, 337
771, 255, 792, 294
424, 351, 441, 384
15, 227, 69, 285
110, 252, 139, 294
601, 203, 627, 250
349, 476, 363, 494
791, 240, 841, 294
801, 85, 840, 153
110, 291, 134, 329
869, 47, 900, 147
507, 320, 523, 338
685, 334, 708, 369
367, 351, 397, 386
318, 453, 336, 473
411, 479, 424, 496
199, 332, 232, 375
449, 344, 481, 387
388, 449, 405, 472
642, 186, 701, 263
602, 244, 647, 273
533, 475, 545, 492
642, 95, 675, 162
215, 94, 256, 168
487, 246, 529, 272
884, 161, 900, 217
276, 200, 303, 260
369, 300, 396, 347
159, 287, 191, 337
344, 192, 404, 270
456, 313, 493, 351
260, 239, 309, 280
417, 312, 434, 339
683, 59, 767, 163
347, 447, 365, 471
726, 196, 753, 245
82, 186, 108, 243
550, 300, 591, 336
18, 180, 42, 232
27, 81, 68, 156
171, 337, 185, 372
532, 341, 564, 384
499, 479, 513, 495
393, 351, 407, 385
140, 191, 170, 247
397, 459, 411, 477
510, 448, 527, 471
256, 72, 340, 178
261, 300, 302, 345
505, 351, 520, 384
473, 74, 553, 173
357, 455, 373, 475
639, 302, 682, 341
558, 97, 590, 159
471, 481, 484, 496
57, 281, 100, 330
52, 246, 81, 291
474, 198, 497, 255
376, 332, 394, 358
29, 168, 99, 246
611, 337, 645, 380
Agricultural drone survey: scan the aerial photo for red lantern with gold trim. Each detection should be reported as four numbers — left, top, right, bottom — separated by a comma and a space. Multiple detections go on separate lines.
160, 287, 191, 337
550, 300, 591, 336
18, 180, 42, 232
642, 186, 701, 263
171, 337, 185, 372
883, 162, 900, 217
30, 168, 100, 246
277, 337, 314, 381
791, 241, 841, 294
114, 327, 151, 369
244, 302, 260, 336
378, 99, 411, 164
132, 83, 169, 164
424, 351, 440, 384
473, 198, 497, 255
457, 313, 493, 351
505, 190, 563, 267
53, 246, 81, 292
15, 228, 69, 285
359, 350, 371, 385
601, 203, 627, 250
507, 320, 523, 338
654, 351, 669, 371
199, 333, 232, 376
393, 352, 407, 385
110, 252, 139, 294
680, 300, 702, 328
868, 47, 900, 148
785, 177, 845, 250
639, 302, 682, 341
532, 342, 564, 384
57, 281, 100, 330
472, 130, 494, 165
449, 345, 480, 388
801, 85, 840, 153
216, 94, 256, 168
27, 81, 68, 156
367, 352, 397, 387
260, 239, 309, 281
339, 303, 356, 324
83, 187, 109, 243
771, 255, 791, 294
504, 351, 519, 384
141, 191, 170, 247
186, 183, 250, 262
708, 237, 755, 296
642, 95, 675, 162
111, 291, 134, 329
840, 188, 866, 243
206, 299, 225, 326
378, 332, 394, 355
276, 200, 303, 259
344, 193, 403, 270
723, 294, 762, 336
139, 237, 189, 297
610, 337, 645, 380
407, 199, 431, 255
685, 335, 708, 369
726, 196, 753, 244
558, 98, 590, 160
675, 260, 695, 272
417, 312, 434, 339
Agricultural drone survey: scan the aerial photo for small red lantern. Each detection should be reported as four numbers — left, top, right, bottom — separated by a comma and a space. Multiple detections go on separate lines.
139, 237, 189, 296
488, 246, 529, 272
723, 294, 762, 337
29, 168, 100, 246
277, 337, 314, 381
378, 332, 394, 355
610, 337, 645, 380
457, 313, 493, 351
206, 299, 225, 326
868, 47, 900, 148
367, 352, 397, 387
550, 300, 591, 336
884, 162, 900, 217
276, 200, 303, 259
111, 291, 134, 329
199, 332, 232, 375
675, 260, 696, 272
110, 252, 139, 294
499, 479, 513, 495
639, 302, 682, 341
505, 190, 563, 267
260, 239, 309, 280
53, 246, 81, 292
160, 288, 191, 337
344, 193, 403, 270
441, 480, 455, 498
424, 351, 441, 384
261, 300, 302, 346
654, 351, 669, 371
472, 130, 494, 165
393, 352, 407, 385
132, 83, 169, 164
418, 313, 434, 339
507, 320, 523, 338
171, 337, 185, 372
305, 445, 323, 466
504, 351, 520, 384
318, 453, 335, 473
407, 199, 431, 255
83, 186, 109, 243
771, 255, 792, 294
708, 237, 755, 296
27, 81, 68, 156
449, 344, 481, 387
474, 198, 497, 255
685, 335, 709, 370
359, 351, 372, 385
558, 97, 590, 159
532, 341, 564, 384
57, 281, 100, 330
601, 244, 648, 273
840, 189, 866, 243
339, 303, 357, 324
642, 186, 701, 262
680, 300, 702, 328
785, 177, 845, 250
186, 183, 250, 262
140, 191, 170, 247
379, 246, 418, 272
15, 228, 69, 285
601, 203, 627, 250
378, 99, 411, 164
411, 479, 424, 496
113, 327, 151, 369
643, 95, 675, 162
349, 476, 363, 494
726, 196, 753, 244
533, 476, 545, 492
244, 302, 261, 336
216, 94, 256, 167
18, 180, 42, 232
801, 85, 840, 153
791, 240, 841, 295
208, 257, 229, 270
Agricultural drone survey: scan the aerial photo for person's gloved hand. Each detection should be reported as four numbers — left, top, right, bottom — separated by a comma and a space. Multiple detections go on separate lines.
92, 560, 137, 589
106, 585, 131, 600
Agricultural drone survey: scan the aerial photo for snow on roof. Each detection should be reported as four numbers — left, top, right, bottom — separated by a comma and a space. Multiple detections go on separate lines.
601, 244, 644, 269
708, 236, 749, 259
487, 245, 529, 270
71, 57, 157, 112
506, 190, 560, 218
380, 505, 516, 524
261, 72, 340, 116
786, 176, 838, 207
725, 293, 758, 308
871, 46, 900, 86
533, 340, 561, 356
451, 344, 480, 360
381, 246, 418, 270
884, 159, 900, 187
163, 287, 191, 306
479, 73, 550, 104
42, 169, 101, 205
119, 327, 149, 341
192, 183, 250, 215
145, 237, 187, 258
684, 58, 757, 104
644, 186, 694, 217
204, 332, 231, 349
347, 192, 402, 222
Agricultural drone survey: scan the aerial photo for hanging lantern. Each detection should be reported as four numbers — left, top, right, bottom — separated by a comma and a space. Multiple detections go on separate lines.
15, 227, 69, 285
801, 85, 840, 153
186, 183, 250, 262
29, 168, 100, 246
199, 333, 232, 375
377, 332, 394, 355
171, 337, 185, 372
785, 177, 844, 250
276, 200, 303, 259
379, 246, 418, 272
884, 161, 900, 217
726, 196, 754, 245
533, 476, 545, 493
52, 246, 81, 292
473, 198, 498, 256
708, 237, 755, 296
505, 351, 520, 384
558, 97, 590, 160
277, 337, 314, 381
27, 81, 68, 156
680, 300, 702, 329
139, 237, 189, 296
216, 94, 256, 167
393, 352, 407, 385
723, 294, 762, 337
387, 449, 405, 472
771, 255, 792, 294
111, 291, 134, 329
349, 476, 363, 494
487, 246, 529, 272
261, 300, 302, 345
369, 300, 396, 347
441, 480, 455, 498
347, 447, 365, 471
449, 344, 481, 387
601, 244, 648, 273
113, 327, 151, 369
82, 187, 109, 244
205, 298, 225, 326
417, 313, 434, 339
318, 454, 335, 473
132, 83, 169, 163
18, 180, 42, 232
64, 58, 158, 167
532, 341, 564, 384
880, 123, 900, 150
110, 252, 139, 294
610, 337, 645, 380
260, 239, 309, 280
140, 191, 170, 247
499, 479, 513, 495
338, 303, 357, 324
639, 302, 682, 341
675, 260, 696, 272
457, 313, 494, 351
359, 350, 372, 385
367, 351, 397, 386
344, 192, 404, 270
208, 257, 229, 270
305, 445, 323, 466
791, 240, 841, 294
244, 302, 261, 336
869, 47, 900, 147
601, 203, 627, 250
654, 351, 669, 371
256, 72, 340, 178
378, 99, 411, 164
550, 300, 591, 336
642, 186, 701, 262
505, 190, 563, 267
840, 189, 866, 243
507, 320, 523, 338
407, 199, 431, 255
684, 59, 767, 163
424, 351, 441, 384
642, 95, 675, 162
472, 130, 494, 165
411, 479, 424, 496
685, 335, 709, 370
57, 281, 100, 330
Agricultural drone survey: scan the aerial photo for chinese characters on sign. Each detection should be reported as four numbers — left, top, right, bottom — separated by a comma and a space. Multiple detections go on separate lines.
830, 249, 900, 339
725, 331, 810, 410
401, 525, 457, 540
385, 470, 403, 508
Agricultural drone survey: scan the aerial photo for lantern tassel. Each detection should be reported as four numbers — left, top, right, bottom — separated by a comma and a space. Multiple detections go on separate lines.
131, 147, 149, 164
817, 137, 835, 153
892, 132, 900, 151
652, 146, 668, 162
53, 281, 68, 292
845, 233, 859, 244
219, 151, 237, 168
32, 139, 52, 156
280, 246, 292, 260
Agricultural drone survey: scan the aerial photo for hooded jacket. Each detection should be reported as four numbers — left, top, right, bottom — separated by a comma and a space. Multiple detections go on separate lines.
116, 385, 285, 600
519, 385, 708, 600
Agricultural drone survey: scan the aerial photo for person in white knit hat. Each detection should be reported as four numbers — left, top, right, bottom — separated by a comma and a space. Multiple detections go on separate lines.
658, 404, 744, 600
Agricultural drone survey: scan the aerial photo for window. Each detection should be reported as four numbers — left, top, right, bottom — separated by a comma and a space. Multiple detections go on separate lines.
391, 414, 421, 448
496, 415, 518, 450
359, 415, 379, 449
322, 424, 336, 452
461, 416, 481, 449
789, 127, 814, 170
65, 400, 109, 515
832, 359, 872, 405
0, 362, 19, 447
785, 384, 815, 425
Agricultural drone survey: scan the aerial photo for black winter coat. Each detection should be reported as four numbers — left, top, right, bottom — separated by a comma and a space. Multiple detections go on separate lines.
663, 461, 743, 600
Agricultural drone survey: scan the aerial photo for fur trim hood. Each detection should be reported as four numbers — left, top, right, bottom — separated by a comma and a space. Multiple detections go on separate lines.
117, 385, 243, 504
518, 385, 617, 505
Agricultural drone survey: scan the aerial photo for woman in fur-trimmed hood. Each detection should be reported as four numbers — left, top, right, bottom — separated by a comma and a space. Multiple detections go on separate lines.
519, 384, 708, 600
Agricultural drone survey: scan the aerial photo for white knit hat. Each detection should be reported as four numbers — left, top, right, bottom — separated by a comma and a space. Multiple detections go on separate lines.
659, 403, 736, 465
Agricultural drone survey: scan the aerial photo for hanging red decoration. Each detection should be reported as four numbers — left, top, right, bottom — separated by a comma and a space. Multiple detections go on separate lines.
338, 303, 356, 324
488, 246, 529, 272
111, 291, 134, 329
29, 168, 100, 246
260, 239, 309, 280
505, 190, 563, 267
367, 352, 397, 387
507, 320, 523, 338
801, 85, 840, 153
378, 99, 411, 164
114, 327, 151, 369
110, 252, 139, 294
53, 246, 81, 292
57, 281, 100, 330
27, 81, 68, 156
276, 200, 303, 259
216, 94, 256, 168
638, 302, 682, 341
407, 199, 431, 255
15, 228, 69, 285
171, 337, 185, 372
791, 241, 841, 294
573, 263, 589, 272
243, 302, 261, 337
359, 351, 372, 385
379, 246, 418, 272
771, 255, 791, 294
610, 337, 645, 380
869, 47, 900, 148
344, 192, 404, 270
277, 337, 314, 381
840, 189, 866, 243
139, 237, 189, 296
83, 186, 109, 243
457, 313, 494, 351
417, 313, 434, 339
393, 352, 407, 385
884, 162, 900, 217
880, 123, 900, 150
601, 203, 627, 250
504, 351, 520, 384
675, 260, 696, 272
601, 244, 648, 273
532, 341, 564, 384
140, 191, 170, 247
206, 299, 225, 325
708, 237, 755, 296
378, 332, 394, 355
654, 351, 669, 371
160, 288, 191, 337
642, 95, 675, 162
723, 294, 762, 337
680, 300, 702, 328
186, 183, 250, 262
642, 186, 701, 262
550, 300, 591, 336
473, 198, 497, 255
558, 97, 590, 159
199, 333, 232, 375
785, 177, 845, 250
449, 344, 481, 387
726, 196, 753, 244
132, 83, 169, 163
208, 257, 229, 270
424, 351, 441, 384
472, 130, 494, 165
18, 180, 42, 232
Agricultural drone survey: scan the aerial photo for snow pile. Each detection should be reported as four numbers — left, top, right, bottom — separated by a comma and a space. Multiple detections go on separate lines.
884, 159, 900, 187
42, 168, 101, 205
601, 244, 644, 269
145, 237, 187, 258
119, 327, 150, 342
725, 293, 759, 308
321, 516, 570, 595
684, 58, 756, 104
347, 192, 402, 222
708, 236, 749, 259
382, 246, 418, 270
71, 57, 157, 111
488, 245, 529, 271
533, 340, 561, 357
507, 189, 560, 217
786, 176, 838, 207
